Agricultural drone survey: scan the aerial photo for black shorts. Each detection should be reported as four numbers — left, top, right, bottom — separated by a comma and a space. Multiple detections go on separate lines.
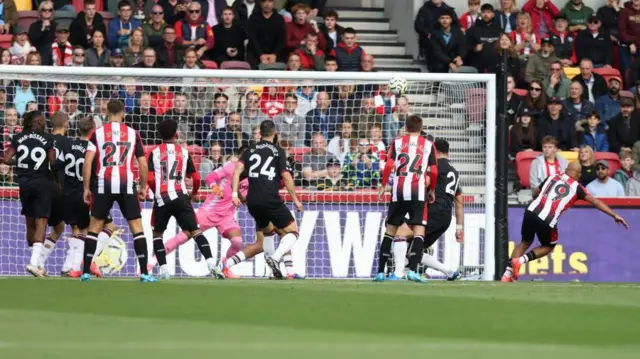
64, 192, 91, 229
424, 209, 453, 248
19, 179, 54, 219
521, 210, 559, 246
151, 194, 199, 233
247, 202, 295, 230
91, 192, 141, 221
386, 200, 427, 227
48, 193, 66, 227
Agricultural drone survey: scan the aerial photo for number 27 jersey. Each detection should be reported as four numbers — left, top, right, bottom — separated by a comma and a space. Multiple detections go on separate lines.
384, 135, 437, 202
86, 122, 145, 195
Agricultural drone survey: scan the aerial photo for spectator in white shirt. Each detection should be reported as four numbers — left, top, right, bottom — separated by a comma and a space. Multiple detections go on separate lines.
586, 159, 625, 196
529, 135, 568, 188
327, 120, 355, 166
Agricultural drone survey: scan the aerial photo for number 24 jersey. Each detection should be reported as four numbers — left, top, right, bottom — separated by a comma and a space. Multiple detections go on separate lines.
240, 141, 289, 206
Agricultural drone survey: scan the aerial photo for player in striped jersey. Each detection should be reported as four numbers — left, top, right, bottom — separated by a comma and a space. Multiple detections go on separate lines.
375, 115, 438, 283
146, 119, 209, 279
502, 161, 629, 282
81, 99, 157, 282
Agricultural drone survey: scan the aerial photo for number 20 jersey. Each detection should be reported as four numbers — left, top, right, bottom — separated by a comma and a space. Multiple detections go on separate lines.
86, 122, 145, 195
386, 135, 437, 202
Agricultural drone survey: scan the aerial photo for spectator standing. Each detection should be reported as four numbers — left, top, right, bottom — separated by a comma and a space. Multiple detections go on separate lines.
29, 1, 57, 65
506, 75, 523, 126
247, 0, 286, 69
368, 123, 386, 166
285, 3, 326, 55
260, 85, 285, 118
126, 92, 159, 144
619, 0, 640, 79
199, 142, 224, 180
47, 82, 68, 116
342, 138, 380, 188
509, 108, 539, 158
233, 0, 260, 25
466, 4, 502, 72
525, 38, 559, 84
164, 93, 198, 144
386, 96, 411, 143
561, 0, 594, 33
51, 24, 73, 66
159, 0, 187, 26
608, 94, 640, 153
326, 120, 354, 166
211, 6, 247, 65
537, 96, 577, 151
331, 27, 365, 72
414, 0, 459, 61
274, 93, 306, 147
154, 26, 183, 68
315, 158, 353, 191
597, 0, 621, 42
613, 149, 635, 189
510, 11, 541, 62
549, 14, 576, 66
108, 1, 141, 50
1, 108, 20, 152
578, 144, 597, 185
301, 132, 334, 184
595, 77, 622, 124
574, 15, 613, 67
543, 60, 571, 99
577, 110, 609, 152
563, 80, 596, 123
123, 28, 145, 66
529, 135, 568, 188
175, 1, 214, 60
240, 91, 268, 133
295, 32, 325, 70
295, 84, 317, 117
69, 0, 106, 49
587, 160, 625, 195
459, 0, 481, 33
85, 30, 111, 67
496, 0, 518, 34
206, 112, 249, 154
430, 8, 467, 73
143, 5, 168, 48
118, 83, 138, 113
572, 59, 608, 102
523, 0, 560, 38
319, 9, 344, 53
305, 91, 341, 144
197, 0, 226, 27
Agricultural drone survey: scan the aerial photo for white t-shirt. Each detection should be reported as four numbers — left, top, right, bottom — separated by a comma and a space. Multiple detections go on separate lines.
586, 178, 625, 197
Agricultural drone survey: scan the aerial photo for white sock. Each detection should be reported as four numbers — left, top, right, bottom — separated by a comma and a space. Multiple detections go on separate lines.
226, 251, 246, 268
159, 264, 170, 275
503, 267, 513, 278
271, 233, 297, 262
96, 230, 110, 257
40, 238, 56, 267
30, 243, 44, 267
61, 238, 78, 272
392, 239, 408, 277
283, 253, 294, 275
206, 257, 216, 270
71, 238, 85, 271
421, 253, 454, 278
262, 234, 276, 256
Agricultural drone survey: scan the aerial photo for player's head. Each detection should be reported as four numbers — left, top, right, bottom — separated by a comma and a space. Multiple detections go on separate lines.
78, 116, 96, 138
50, 111, 69, 134
21, 110, 37, 130
106, 99, 125, 122
157, 119, 178, 142
27, 111, 46, 133
259, 120, 277, 141
405, 115, 423, 134
434, 139, 449, 157
237, 145, 249, 158
565, 161, 582, 180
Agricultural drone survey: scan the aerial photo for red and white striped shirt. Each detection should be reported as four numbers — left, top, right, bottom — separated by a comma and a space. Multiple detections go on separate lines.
86, 122, 145, 194
381, 135, 438, 202
528, 173, 589, 227
147, 143, 197, 206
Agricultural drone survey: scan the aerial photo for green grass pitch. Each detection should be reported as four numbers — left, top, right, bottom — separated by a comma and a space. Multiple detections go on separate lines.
0, 278, 639, 359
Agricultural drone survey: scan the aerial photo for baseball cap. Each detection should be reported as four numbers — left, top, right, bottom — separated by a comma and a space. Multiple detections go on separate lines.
596, 159, 609, 169
56, 23, 70, 32
326, 158, 341, 167
111, 48, 124, 57
587, 15, 600, 23
480, 3, 494, 12
621, 97, 635, 107
519, 107, 533, 117
554, 14, 568, 22
541, 37, 553, 46
548, 96, 563, 104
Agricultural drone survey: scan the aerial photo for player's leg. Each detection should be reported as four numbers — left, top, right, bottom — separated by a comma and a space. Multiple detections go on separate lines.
160, 208, 213, 257
224, 230, 268, 270
502, 212, 537, 282
420, 219, 459, 280
391, 223, 413, 279
510, 226, 557, 281
25, 184, 54, 277
222, 228, 243, 261
404, 201, 429, 282
119, 195, 155, 282
151, 202, 172, 279
40, 221, 65, 272
376, 202, 404, 281
261, 204, 297, 280
96, 218, 116, 258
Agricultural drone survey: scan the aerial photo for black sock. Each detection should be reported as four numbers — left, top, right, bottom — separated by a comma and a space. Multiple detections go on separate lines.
526, 251, 537, 262
153, 237, 167, 266
133, 233, 148, 275
377, 234, 393, 274
193, 233, 212, 259
83, 232, 98, 275
408, 235, 424, 271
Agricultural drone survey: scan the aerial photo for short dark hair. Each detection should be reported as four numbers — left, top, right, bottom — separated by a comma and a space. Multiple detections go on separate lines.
84, 0, 96, 6
343, 27, 356, 36
73, 45, 84, 52
50, 111, 69, 129
237, 145, 249, 157
285, 92, 297, 101
542, 135, 558, 146
324, 9, 339, 20
22, 111, 41, 129
434, 139, 449, 154
118, 0, 131, 9
586, 110, 600, 120
260, 120, 276, 137
222, 5, 234, 13
157, 119, 178, 140
550, 60, 562, 68
324, 55, 338, 63
78, 117, 96, 137
405, 115, 423, 133
107, 99, 125, 115
214, 92, 229, 101
369, 122, 382, 130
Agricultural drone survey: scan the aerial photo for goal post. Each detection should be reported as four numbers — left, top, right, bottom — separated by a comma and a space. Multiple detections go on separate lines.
0, 65, 496, 280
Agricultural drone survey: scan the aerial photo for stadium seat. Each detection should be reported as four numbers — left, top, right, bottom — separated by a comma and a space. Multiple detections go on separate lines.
220, 61, 252, 70
187, 145, 206, 157
18, 11, 39, 32
258, 62, 287, 71
595, 152, 622, 176
99, 11, 114, 29
515, 151, 541, 188
15, 0, 32, 11
53, 11, 77, 28
593, 67, 623, 87
512, 88, 528, 97
466, 88, 486, 124
558, 151, 578, 162
73, 0, 104, 12
288, 147, 311, 162
200, 60, 219, 69
0, 35, 12, 49
564, 67, 580, 79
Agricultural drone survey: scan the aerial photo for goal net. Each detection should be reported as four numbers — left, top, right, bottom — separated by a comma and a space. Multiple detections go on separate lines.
0, 66, 496, 280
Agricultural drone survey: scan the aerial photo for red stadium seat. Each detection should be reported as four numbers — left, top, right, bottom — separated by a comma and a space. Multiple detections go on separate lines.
187, 145, 206, 157
595, 152, 622, 176
593, 67, 623, 87
0, 34, 12, 49
201, 60, 218, 69
73, 0, 103, 12
466, 88, 486, 124
18, 11, 39, 32
99, 11, 114, 29
515, 151, 541, 188
220, 61, 252, 70
512, 88, 528, 97
288, 147, 311, 162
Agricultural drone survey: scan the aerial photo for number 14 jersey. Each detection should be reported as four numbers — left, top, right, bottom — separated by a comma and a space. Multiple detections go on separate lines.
87, 122, 145, 195
382, 135, 438, 202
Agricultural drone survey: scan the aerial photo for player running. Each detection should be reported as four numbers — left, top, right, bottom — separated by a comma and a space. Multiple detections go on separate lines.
80, 99, 157, 282
230, 120, 303, 279
502, 161, 629, 282
1, 111, 59, 277
389, 139, 463, 281
375, 115, 438, 283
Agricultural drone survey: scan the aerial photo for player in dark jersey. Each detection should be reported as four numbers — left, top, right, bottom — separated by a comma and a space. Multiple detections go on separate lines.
502, 161, 628, 282
147, 119, 208, 280
231, 120, 303, 279
1, 111, 59, 277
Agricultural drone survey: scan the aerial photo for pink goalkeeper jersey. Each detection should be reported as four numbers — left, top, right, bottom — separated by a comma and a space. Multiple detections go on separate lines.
203, 160, 248, 215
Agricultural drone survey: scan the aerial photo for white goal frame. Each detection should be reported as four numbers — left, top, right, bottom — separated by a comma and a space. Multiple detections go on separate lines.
0, 66, 496, 280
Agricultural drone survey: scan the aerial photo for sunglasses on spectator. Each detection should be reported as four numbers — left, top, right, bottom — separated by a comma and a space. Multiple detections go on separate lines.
529, 87, 542, 92
41, 8, 53, 12
74, 52, 85, 56
596, 166, 608, 171
153, 11, 164, 15
359, 142, 369, 146
189, 10, 200, 13
551, 67, 562, 71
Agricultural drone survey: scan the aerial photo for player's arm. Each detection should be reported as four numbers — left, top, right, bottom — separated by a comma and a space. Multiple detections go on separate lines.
454, 192, 464, 242
427, 144, 438, 193
1, 147, 15, 165
280, 149, 302, 212
134, 134, 148, 200
185, 154, 200, 199
48, 146, 61, 191
83, 139, 96, 204
379, 144, 395, 200
532, 177, 549, 199
231, 154, 246, 207
583, 194, 629, 229
147, 151, 156, 191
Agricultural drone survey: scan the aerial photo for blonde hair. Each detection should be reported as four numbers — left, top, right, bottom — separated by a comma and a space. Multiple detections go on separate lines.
501, 0, 518, 13
516, 11, 532, 33
579, 145, 595, 166
619, 149, 634, 161
38, 1, 53, 12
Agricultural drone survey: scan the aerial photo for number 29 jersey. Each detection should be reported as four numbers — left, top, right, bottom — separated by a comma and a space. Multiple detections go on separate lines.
383, 135, 437, 202
86, 122, 145, 195
10, 130, 55, 185
240, 140, 289, 207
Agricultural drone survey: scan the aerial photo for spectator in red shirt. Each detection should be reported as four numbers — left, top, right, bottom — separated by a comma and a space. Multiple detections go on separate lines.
374, 84, 397, 115
522, 0, 561, 39
459, 0, 481, 33
510, 11, 542, 59
152, 85, 175, 116
175, 1, 214, 60
295, 32, 325, 70
285, 3, 326, 55
619, 0, 640, 80
260, 85, 285, 118
47, 82, 68, 117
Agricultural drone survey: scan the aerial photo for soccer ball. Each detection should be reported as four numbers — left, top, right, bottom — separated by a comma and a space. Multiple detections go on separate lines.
389, 76, 407, 95
94, 235, 128, 274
